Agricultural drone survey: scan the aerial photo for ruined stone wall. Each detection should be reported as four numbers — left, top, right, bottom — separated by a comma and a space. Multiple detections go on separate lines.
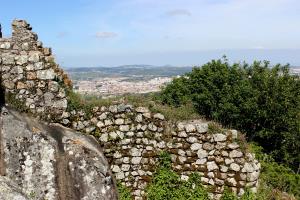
61, 105, 260, 199
0, 20, 71, 119
0, 20, 260, 200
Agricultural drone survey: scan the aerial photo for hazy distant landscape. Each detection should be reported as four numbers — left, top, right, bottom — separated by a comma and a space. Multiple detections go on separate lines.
66, 65, 193, 81
66, 65, 300, 98
66, 65, 193, 97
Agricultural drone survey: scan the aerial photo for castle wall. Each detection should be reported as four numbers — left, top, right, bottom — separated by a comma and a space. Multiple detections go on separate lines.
0, 20, 71, 119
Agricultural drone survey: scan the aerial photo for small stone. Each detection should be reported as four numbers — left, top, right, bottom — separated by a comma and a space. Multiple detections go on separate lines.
109, 105, 118, 113
178, 131, 187, 138
130, 148, 142, 157
48, 81, 59, 92
153, 113, 165, 120
225, 158, 234, 165
197, 149, 208, 159
181, 175, 189, 181
85, 126, 95, 134
52, 99, 67, 108
111, 165, 121, 173
28, 52, 40, 62
16, 55, 28, 65
121, 164, 130, 172
203, 142, 214, 150
27, 72, 37, 79
97, 121, 105, 128
242, 163, 255, 173
196, 123, 209, 133
230, 163, 241, 172
207, 161, 218, 171
231, 130, 238, 139
220, 165, 228, 172
186, 137, 197, 143
135, 114, 143, 122
115, 118, 124, 125
131, 157, 142, 165
201, 177, 209, 184
113, 151, 122, 159
16, 82, 26, 89
247, 171, 260, 181
196, 158, 207, 165
190, 143, 202, 151
98, 113, 107, 120
109, 132, 118, 140
26, 64, 34, 71
34, 62, 44, 70
36, 69, 55, 79
178, 156, 186, 163
148, 123, 157, 131
178, 149, 186, 156
226, 178, 237, 186
104, 119, 113, 126
229, 150, 243, 158
119, 125, 130, 132
227, 143, 239, 149
213, 133, 227, 142
185, 124, 196, 132
116, 172, 125, 180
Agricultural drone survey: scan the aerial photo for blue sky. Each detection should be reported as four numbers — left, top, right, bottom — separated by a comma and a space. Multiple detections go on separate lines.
1, 0, 300, 67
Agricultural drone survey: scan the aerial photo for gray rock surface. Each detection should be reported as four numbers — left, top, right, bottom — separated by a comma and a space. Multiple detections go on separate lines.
0, 107, 117, 200
0, 176, 29, 200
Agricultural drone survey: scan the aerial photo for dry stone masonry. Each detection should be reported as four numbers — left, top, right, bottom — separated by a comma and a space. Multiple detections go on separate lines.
0, 20, 261, 200
64, 106, 260, 199
0, 19, 71, 120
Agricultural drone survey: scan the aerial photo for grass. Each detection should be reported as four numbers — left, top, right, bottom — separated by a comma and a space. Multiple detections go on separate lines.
68, 91, 201, 121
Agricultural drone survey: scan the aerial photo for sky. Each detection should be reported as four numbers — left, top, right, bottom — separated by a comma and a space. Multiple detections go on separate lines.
1, 0, 300, 68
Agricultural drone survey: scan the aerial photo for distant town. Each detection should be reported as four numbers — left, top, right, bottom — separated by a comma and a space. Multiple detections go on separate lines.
66, 65, 300, 98
66, 65, 193, 97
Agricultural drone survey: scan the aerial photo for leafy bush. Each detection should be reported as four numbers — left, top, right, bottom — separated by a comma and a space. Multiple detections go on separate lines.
160, 58, 300, 171
250, 144, 300, 198
146, 152, 210, 200
117, 182, 132, 200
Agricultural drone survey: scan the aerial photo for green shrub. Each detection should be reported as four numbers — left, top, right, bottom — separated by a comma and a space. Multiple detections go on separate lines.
117, 182, 132, 200
146, 152, 209, 200
5, 92, 29, 112
160, 58, 300, 171
250, 143, 300, 198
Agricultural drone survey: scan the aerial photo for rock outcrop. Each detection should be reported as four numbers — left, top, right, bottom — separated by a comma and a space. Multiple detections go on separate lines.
0, 106, 117, 200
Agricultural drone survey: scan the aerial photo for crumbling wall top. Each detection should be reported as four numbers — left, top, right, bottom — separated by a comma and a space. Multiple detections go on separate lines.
0, 19, 72, 120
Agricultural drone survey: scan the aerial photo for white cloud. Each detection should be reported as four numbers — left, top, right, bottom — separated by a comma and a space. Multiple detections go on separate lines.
95, 31, 118, 39
165, 9, 192, 17
56, 32, 68, 38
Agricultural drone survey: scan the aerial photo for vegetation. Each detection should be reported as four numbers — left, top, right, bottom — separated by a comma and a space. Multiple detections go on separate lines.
5, 92, 29, 112
250, 143, 300, 199
146, 152, 210, 200
67, 91, 200, 121
117, 182, 132, 200
160, 57, 300, 172
118, 151, 298, 200
67, 58, 300, 199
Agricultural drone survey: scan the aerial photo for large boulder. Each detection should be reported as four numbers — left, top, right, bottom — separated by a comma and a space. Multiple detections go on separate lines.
0, 107, 117, 200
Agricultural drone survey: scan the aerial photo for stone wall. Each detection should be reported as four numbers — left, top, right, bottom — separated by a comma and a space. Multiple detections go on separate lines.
61, 105, 260, 199
0, 20, 260, 200
0, 20, 71, 119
